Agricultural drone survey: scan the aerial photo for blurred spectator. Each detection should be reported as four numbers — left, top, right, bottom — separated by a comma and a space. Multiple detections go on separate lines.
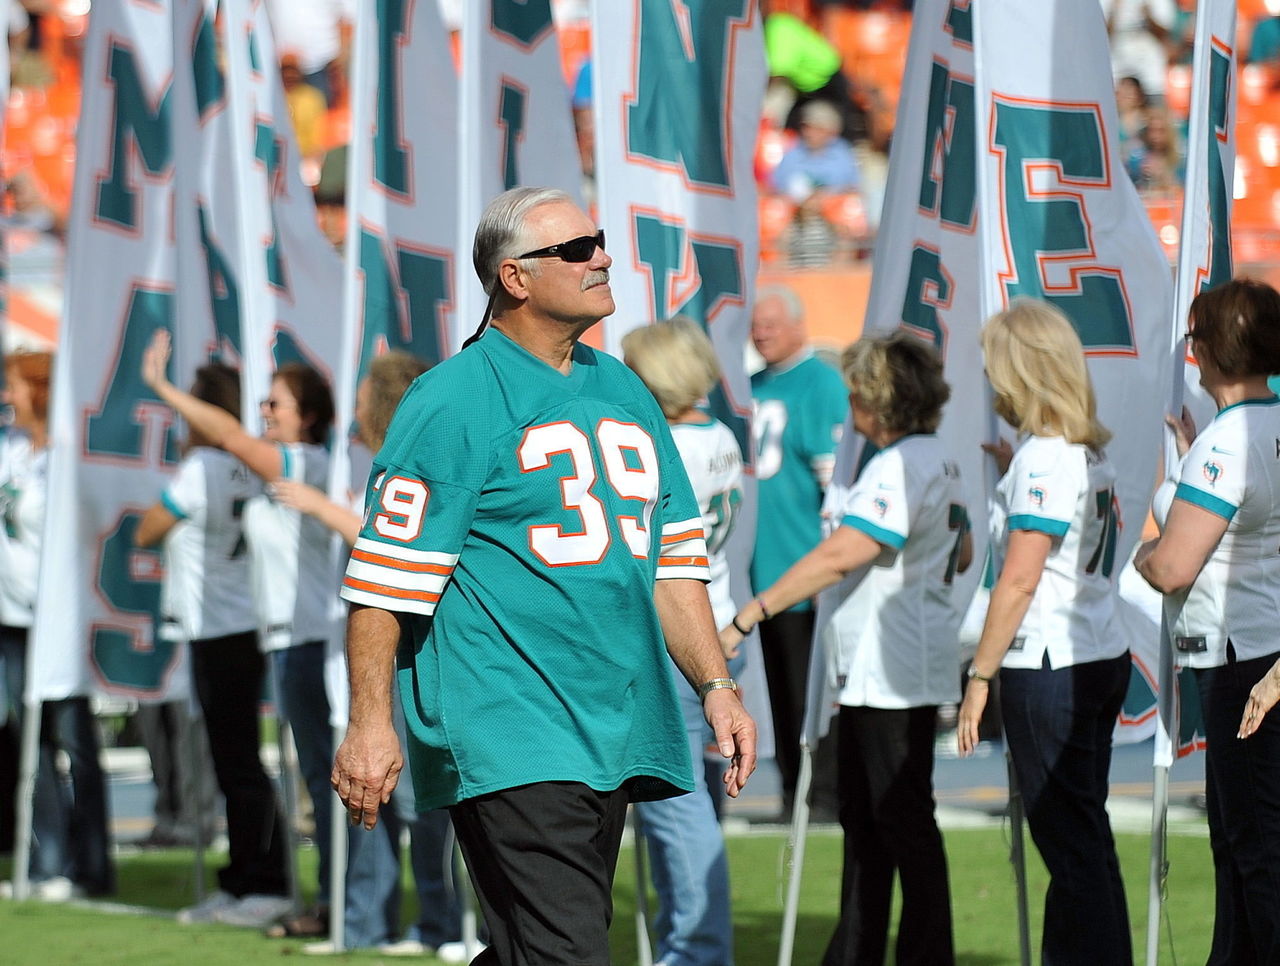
280, 52, 327, 162
1115, 76, 1149, 166
1248, 1, 1280, 66
1102, 0, 1177, 104
764, 11, 874, 146
1168, 0, 1195, 67
313, 146, 347, 250
264, 0, 353, 106
134, 700, 217, 849
571, 61, 596, 211
772, 100, 861, 200
1126, 107, 1184, 195
8, 3, 52, 90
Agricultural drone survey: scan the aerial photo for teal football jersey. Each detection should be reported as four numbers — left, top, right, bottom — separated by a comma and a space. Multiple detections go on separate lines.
341, 327, 708, 810
750, 353, 848, 610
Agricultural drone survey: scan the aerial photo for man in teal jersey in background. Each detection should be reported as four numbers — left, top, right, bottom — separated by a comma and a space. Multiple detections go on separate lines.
750, 284, 849, 819
331, 187, 756, 966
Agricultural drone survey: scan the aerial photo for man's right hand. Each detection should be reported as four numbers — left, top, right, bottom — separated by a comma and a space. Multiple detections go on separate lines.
331, 720, 403, 830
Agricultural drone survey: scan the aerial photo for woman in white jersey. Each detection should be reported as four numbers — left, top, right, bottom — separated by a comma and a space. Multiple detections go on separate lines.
722, 333, 968, 966
136, 360, 289, 925
141, 330, 339, 935
271, 352, 464, 957
0, 352, 113, 899
1138, 279, 1280, 963
957, 299, 1131, 964
620, 318, 744, 966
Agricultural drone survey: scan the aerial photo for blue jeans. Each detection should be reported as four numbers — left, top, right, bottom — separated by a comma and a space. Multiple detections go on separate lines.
271, 642, 336, 901
1001, 652, 1131, 966
345, 699, 462, 948
1196, 646, 1280, 965
632, 659, 733, 966
0, 625, 114, 893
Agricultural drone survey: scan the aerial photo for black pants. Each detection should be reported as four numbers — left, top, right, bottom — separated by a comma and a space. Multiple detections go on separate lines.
1001, 653, 1132, 966
449, 781, 630, 966
190, 631, 287, 898
1196, 646, 1280, 966
758, 610, 838, 816
823, 705, 953, 966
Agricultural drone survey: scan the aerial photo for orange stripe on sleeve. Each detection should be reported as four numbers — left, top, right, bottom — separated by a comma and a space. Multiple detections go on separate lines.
350, 548, 454, 576
658, 556, 710, 568
661, 529, 704, 545
342, 575, 441, 604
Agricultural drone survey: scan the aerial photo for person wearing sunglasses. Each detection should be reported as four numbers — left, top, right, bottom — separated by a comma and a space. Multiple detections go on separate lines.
333, 186, 757, 966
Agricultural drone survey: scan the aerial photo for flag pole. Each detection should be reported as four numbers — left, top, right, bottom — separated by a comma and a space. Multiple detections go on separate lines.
633, 820, 654, 966
776, 744, 812, 966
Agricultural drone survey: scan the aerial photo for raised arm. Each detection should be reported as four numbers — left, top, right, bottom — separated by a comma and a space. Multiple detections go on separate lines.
654, 578, 757, 798
140, 330, 283, 481
134, 501, 180, 548
272, 479, 361, 546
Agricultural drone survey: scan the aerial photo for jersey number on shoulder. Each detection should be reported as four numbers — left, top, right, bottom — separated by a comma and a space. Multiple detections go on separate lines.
753, 399, 787, 481
1085, 488, 1119, 578
518, 420, 659, 567
373, 476, 430, 542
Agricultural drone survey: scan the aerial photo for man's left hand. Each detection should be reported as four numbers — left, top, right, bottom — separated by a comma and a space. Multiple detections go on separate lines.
703, 689, 757, 797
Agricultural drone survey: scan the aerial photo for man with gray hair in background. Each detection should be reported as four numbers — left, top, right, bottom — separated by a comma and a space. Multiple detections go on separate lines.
331, 186, 756, 966
750, 284, 849, 821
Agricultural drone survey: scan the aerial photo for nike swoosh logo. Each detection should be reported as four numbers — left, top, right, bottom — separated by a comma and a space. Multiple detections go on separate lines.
1210, 446, 1233, 455
1029, 471, 1051, 478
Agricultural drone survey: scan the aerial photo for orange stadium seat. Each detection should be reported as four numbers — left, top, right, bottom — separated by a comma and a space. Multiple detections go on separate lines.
1143, 194, 1183, 262
558, 21, 591, 88
819, 191, 872, 246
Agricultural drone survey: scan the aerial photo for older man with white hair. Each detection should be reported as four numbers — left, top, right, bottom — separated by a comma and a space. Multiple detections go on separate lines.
332, 187, 756, 966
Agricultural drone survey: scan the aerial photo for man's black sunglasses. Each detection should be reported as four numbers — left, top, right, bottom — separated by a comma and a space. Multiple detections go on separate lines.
517, 230, 605, 263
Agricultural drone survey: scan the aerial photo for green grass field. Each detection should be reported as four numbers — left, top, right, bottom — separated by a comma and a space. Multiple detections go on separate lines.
0, 826, 1215, 965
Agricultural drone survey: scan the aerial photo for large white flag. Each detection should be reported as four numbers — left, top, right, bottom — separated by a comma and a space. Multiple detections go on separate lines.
592, 0, 767, 745
1148, 0, 1237, 765
806, 0, 983, 744
973, 0, 1172, 742
34, 1, 184, 701
456, 1, 583, 345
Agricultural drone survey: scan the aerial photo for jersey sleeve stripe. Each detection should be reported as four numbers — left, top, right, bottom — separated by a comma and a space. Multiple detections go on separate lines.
349, 547, 455, 576
352, 537, 460, 567
1006, 513, 1071, 537
658, 555, 710, 568
660, 528, 704, 544
656, 563, 712, 580
1174, 482, 1238, 521
161, 491, 188, 520
340, 582, 438, 616
341, 575, 441, 605
842, 515, 906, 549
346, 558, 451, 594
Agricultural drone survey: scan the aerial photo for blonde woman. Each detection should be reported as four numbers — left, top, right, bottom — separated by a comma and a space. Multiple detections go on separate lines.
722, 333, 968, 966
957, 299, 1131, 964
621, 318, 743, 966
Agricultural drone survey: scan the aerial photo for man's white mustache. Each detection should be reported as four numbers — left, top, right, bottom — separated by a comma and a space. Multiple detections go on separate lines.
582, 270, 610, 291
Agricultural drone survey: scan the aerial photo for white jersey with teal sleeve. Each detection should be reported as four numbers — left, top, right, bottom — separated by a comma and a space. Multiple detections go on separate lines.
159, 447, 260, 642
671, 417, 743, 627
750, 352, 848, 610
1153, 397, 1280, 667
826, 434, 967, 708
0, 431, 45, 627
991, 435, 1124, 670
244, 442, 337, 651
340, 328, 707, 810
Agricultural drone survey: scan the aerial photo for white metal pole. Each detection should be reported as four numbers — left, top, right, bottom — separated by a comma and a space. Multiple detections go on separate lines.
776, 745, 813, 966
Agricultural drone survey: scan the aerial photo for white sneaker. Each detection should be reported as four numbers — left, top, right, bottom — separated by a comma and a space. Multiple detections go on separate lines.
176, 889, 238, 924
437, 941, 482, 964
0, 877, 84, 902
301, 940, 342, 955
378, 939, 429, 956
215, 893, 294, 928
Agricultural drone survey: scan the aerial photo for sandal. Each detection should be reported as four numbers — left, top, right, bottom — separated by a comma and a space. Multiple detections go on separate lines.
265, 907, 329, 939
